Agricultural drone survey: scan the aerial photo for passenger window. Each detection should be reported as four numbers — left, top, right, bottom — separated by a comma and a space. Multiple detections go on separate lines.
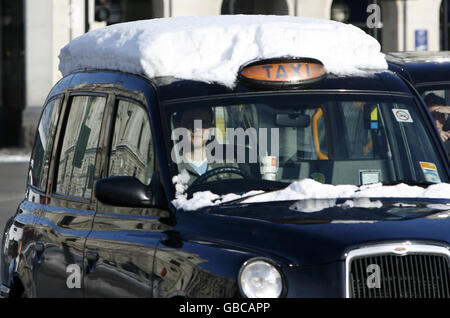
56, 95, 106, 198
29, 98, 62, 190
108, 100, 153, 185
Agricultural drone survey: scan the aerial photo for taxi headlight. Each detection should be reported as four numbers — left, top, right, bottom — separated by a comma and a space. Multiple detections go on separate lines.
238, 259, 284, 298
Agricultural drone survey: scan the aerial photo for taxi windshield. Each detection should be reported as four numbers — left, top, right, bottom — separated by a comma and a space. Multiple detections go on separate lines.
165, 92, 448, 197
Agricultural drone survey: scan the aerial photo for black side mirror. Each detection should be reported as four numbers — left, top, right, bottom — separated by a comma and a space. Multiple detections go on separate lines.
95, 174, 159, 208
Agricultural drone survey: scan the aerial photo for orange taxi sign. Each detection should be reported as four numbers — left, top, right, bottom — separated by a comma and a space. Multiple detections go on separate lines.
239, 58, 326, 87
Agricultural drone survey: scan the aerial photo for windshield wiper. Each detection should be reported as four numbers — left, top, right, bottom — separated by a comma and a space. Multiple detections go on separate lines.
218, 180, 289, 206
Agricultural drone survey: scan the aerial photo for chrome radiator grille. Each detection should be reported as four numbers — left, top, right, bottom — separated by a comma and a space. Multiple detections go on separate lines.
346, 244, 450, 298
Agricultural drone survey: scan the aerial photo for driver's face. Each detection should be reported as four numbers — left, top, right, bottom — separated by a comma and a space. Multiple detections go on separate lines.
179, 109, 213, 148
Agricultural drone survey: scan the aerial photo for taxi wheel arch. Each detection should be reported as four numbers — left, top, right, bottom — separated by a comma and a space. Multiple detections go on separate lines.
10, 257, 34, 298
9, 275, 26, 298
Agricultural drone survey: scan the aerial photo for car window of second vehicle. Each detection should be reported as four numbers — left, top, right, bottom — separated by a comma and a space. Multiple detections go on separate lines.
422, 89, 450, 149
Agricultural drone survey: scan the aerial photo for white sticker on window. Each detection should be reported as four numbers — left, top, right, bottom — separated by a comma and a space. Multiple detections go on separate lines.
360, 170, 381, 185
392, 109, 413, 123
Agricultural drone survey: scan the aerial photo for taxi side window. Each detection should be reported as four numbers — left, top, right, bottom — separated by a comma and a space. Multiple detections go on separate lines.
108, 100, 154, 185
29, 98, 62, 190
55, 95, 106, 198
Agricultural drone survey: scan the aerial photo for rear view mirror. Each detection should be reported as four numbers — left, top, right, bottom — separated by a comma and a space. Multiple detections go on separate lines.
95, 176, 155, 208
275, 113, 310, 127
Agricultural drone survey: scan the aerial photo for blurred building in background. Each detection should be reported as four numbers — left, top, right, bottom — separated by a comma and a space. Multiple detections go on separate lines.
0, 1, 24, 147
1, 0, 450, 148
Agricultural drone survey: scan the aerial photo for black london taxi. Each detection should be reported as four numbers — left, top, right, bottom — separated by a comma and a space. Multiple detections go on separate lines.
1, 18, 450, 299
387, 51, 450, 154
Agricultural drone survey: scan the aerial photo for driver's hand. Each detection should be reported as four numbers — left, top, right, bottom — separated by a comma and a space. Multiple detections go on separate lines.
440, 130, 450, 142
429, 105, 450, 114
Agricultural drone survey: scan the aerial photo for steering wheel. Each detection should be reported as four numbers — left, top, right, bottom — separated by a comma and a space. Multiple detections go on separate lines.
188, 166, 251, 194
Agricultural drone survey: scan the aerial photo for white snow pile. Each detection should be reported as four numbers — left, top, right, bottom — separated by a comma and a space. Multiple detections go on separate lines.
171, 169, 263, 211
58, 15, 387, 88
0, 148, 31, 163
171, 175, 450, 212
243, 179, 450, 203
0, 155, 30, 163
289, 197, 383, 213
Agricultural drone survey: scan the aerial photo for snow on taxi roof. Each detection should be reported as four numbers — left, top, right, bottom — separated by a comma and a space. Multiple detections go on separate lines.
58, 15, 387, 88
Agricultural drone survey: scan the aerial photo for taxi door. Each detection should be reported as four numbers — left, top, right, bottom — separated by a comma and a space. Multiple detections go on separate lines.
83, 97, 168, 297
32, 93, 108, 297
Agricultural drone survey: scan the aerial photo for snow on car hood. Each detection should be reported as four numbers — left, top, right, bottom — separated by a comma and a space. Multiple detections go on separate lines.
58, 15, 387, 87
171, 172, 450, 211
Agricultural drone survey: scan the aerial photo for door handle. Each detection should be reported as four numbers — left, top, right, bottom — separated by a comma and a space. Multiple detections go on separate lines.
35, 242, 45, 263
86, 251, 99, 262
86, 251, 99, 274
35, 242, 45, 253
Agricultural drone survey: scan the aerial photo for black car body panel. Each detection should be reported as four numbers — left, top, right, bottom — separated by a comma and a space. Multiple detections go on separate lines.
386, 51, 450, 88
176, 199, 450, 266
154, 199, 450, 297
154, 71, 413, 103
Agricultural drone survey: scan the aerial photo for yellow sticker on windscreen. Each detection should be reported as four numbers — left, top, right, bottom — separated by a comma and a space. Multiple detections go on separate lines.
420, 162, 441, 183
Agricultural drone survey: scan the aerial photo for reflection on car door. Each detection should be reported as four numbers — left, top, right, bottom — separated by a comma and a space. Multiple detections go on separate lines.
83, 98, 169, 297
9, 97, 63, 297
33, 94, 107, 297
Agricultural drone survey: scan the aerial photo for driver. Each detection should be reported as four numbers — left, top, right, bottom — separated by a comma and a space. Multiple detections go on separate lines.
174, 106, 241, 184
424, 93, 450, 153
